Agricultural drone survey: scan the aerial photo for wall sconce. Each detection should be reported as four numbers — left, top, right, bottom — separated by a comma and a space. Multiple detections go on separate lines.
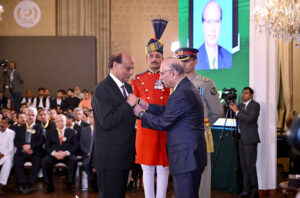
0, 5, 4, 21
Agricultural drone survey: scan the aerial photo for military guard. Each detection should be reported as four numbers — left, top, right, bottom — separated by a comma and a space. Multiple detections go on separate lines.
176, 47, 223, 198
131, 17, 170, 198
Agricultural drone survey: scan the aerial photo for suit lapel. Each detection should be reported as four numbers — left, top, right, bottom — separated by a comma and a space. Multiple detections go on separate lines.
107, 75, 126, 100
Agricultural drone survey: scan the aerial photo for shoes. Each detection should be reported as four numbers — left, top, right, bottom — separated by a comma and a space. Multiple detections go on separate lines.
19, 184, 32, 194
45, 184, 54, 193
127, 180, 137, 192
66, 183, 74, 194
239, 191, 249, 197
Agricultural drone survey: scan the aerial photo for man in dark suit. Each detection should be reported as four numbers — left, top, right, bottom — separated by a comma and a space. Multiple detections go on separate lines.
13, 107, 45, 194
133, 57, 207, 198
9, 61, 24, 112
42, 114, 78, 194
80, 112, 97, 191
196, 0, 232, 70
38, 108, 56, 136
50, 89, 67, 111
229, 87, 260, 198
90, 51, 137, 198
73, 107, 89, 139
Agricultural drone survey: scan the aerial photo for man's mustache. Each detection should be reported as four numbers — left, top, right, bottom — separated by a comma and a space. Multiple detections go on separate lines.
151, 61, 158, 64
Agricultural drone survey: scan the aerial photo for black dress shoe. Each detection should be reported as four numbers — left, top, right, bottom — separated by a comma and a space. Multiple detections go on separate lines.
66, 183, 74, 194
239, 191, 249, 197
46, 184, 54, 193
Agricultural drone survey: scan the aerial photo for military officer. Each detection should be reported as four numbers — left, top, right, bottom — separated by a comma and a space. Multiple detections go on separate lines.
176, 47, 223, 198
131, 18, 170, 198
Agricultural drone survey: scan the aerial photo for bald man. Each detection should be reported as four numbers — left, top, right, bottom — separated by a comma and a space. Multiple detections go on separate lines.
197, 0, 232, 70
134, 57, 207, 198
90, 52, 137, 198
42, 114, 78, 194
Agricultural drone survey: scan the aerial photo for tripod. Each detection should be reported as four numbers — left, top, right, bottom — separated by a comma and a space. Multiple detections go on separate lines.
211, 103, 242, 195
0, 66, 10, 98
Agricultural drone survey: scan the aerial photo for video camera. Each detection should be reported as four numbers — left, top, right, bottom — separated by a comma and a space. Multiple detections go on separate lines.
0, 59, 8, 68
221, 88, 237, 106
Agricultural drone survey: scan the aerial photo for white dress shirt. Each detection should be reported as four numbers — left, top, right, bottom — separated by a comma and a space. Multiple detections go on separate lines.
205, 44, 219, 70
109, 73, 128, 97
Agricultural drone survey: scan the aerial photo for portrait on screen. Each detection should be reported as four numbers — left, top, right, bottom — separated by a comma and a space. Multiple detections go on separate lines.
193, 0, 233, 70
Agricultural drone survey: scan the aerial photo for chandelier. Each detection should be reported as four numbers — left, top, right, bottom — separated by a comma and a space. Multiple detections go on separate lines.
253, 0, 300, 47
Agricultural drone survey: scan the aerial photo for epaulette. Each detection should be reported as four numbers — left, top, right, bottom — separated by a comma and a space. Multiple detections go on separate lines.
132, 70, 148, 80
201, 76, 210, 82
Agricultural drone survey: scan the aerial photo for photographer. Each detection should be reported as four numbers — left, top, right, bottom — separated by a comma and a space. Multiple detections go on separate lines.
9, 61, 24, 112
229, 87, 260, 198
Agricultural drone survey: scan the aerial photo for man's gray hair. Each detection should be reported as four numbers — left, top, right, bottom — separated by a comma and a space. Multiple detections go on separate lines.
170, 60, 184, 75
26, 107, 38, 116
73, 107, 83, 114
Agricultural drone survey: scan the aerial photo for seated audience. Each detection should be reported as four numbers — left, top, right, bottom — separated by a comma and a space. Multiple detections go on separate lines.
82, 111, 89, 124
74, 86, 84, 100
11, 112, 26, 132
65, 113, 75, 130
50, 90, 67, 111
80, 112, 97, 191
73, 108, 89, 138
0, 117, 15, 195
65, 89, 80, 111
13, 107, 45, 194
49, 108, 57, 122
42, 114, 78, 194
78, 91, 92, 110
38, 109, 55, 132
21, 89, 34, 107
33, 88, 50, 110
20, 103, 28, 114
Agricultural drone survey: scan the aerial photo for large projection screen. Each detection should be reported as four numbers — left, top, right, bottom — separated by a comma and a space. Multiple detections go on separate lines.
0, 36, 96, 96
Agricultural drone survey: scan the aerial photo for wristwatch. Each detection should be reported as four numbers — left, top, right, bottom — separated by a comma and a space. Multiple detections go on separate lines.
138, 111, 144, 119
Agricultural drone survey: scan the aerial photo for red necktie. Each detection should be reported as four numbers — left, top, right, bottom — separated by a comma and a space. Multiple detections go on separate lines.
58, 129, 63, 145
121, 85, 127, 99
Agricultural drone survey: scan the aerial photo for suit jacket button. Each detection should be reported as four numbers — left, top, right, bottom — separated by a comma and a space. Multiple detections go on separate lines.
160, 96, 163, 99
147, 97, 150, 100
145, 89, 148, 92
141, 82, 144, 85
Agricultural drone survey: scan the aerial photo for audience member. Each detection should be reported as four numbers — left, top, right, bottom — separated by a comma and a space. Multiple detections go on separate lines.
20, 103, 27, 113
74, 86, 84, 100
80, 112, 97, 191
51, 90, 67, 111
33, 88, 50, 110
0, 117, 15, 195
13, 107, 45, 194
42, 114, 78, 194
39, 108, 55, 132
65, 89, 80, 111
49, 108, 57, 122
73, 107, 89, 138
78, 91, 92, 110
21, 89, 34, 107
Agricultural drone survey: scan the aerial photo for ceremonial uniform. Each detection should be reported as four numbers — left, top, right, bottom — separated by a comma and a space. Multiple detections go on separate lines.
133, 17, 170, 198
176, 48, 223, 198
131, 70, 170, 166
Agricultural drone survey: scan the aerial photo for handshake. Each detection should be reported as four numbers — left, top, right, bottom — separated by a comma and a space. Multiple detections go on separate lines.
126, 93, 149, 118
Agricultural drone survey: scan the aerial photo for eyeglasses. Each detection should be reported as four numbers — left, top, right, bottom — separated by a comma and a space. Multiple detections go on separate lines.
159, 69, 173, 75
203, 18, 221, 25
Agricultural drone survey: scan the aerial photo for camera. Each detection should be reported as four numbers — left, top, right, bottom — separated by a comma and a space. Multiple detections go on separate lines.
0, 59, 8, 68
287, 117, 300, 155
222, 88, 237, 105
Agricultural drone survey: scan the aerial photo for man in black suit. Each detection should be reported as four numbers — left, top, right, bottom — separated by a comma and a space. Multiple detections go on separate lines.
80, 112, 97, 191
13, 107, 45, 194
90, 51, 137, 198
65, 89, 80, 111
38, 108, 55, 132
50, 89, 67, 111
9, 61, 24, 112
73, 107, 89, 138
229, 87, 260, 198
134, 57, 207, 198
42, 114, 78, 194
